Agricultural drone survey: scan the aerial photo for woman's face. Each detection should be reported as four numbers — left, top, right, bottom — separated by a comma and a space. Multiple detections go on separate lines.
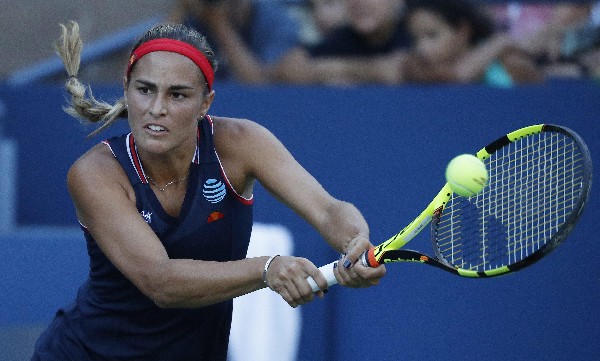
347, 0, 402, 36
124, 51, 213, 156
407, 9, 468, 63
310, 0, 347, 34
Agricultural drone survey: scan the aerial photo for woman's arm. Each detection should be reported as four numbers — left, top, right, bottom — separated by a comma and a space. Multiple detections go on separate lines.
201, 3, 272, 84
68, 144, 273, 308
214, 117, 386, 305
405, 35, 543, 84
456, 35, 542, 83
274, 48, 405, 85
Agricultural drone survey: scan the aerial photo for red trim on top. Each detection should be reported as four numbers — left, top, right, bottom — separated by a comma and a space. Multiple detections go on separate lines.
193, 126, 201, 164
127, 38, 214, 91
101, 140, 117, 158
221, 166, 254, 206
205, 115, 253, 205
205, 114, 214, 131
128, 134, 147, 184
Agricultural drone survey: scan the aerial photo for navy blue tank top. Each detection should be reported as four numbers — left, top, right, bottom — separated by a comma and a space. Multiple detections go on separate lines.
46, 117, 253, 360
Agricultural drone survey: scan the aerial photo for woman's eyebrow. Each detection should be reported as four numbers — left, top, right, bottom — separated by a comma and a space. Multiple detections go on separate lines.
134, 79, 195, 91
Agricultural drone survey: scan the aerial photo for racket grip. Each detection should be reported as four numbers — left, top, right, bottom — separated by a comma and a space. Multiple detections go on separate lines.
306, 261, 339, 293
307, 248, 378, 293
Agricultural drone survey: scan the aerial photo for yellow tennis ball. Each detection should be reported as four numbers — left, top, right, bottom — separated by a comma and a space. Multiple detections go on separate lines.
445, 154, 488, 197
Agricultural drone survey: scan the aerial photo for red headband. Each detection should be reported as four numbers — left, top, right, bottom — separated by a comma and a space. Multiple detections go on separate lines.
127, 38, 214, 91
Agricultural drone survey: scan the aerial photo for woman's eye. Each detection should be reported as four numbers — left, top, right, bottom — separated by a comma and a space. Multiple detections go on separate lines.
137, 87, 150, 94
171, 92, 185, 99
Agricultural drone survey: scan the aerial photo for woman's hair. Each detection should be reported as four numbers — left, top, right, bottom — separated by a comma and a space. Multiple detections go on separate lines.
55, 21, 217, 137
405, 0, 495, 45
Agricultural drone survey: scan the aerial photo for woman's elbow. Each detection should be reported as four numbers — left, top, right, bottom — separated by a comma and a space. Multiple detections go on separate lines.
138, 272, 213, 309
133, 265, 185, 308
136, 277, 176, 308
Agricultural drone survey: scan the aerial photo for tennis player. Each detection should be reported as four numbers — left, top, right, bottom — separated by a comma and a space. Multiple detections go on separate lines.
31, 22, 385, 360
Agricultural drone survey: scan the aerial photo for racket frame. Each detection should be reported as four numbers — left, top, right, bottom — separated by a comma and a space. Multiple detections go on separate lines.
308, 124, 591, 291
365, 124, 592, 278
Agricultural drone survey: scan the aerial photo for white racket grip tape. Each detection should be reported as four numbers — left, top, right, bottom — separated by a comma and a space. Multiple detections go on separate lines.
306, 252, 371, 293
306, 261, 338, 293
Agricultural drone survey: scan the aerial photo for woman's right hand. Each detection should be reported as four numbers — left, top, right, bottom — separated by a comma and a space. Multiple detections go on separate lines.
263, 256, 329, 308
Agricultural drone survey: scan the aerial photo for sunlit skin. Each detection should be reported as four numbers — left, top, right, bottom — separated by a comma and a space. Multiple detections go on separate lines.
124, 52, 214, 186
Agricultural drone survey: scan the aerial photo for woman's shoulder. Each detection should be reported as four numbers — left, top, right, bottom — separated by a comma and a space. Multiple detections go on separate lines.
68, 142, 126, 187
211, 116, 271, 142
73, 141, 117, 168
210, 115, 283, 164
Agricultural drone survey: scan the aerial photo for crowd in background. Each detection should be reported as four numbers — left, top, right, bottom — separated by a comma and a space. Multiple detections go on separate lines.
165, 0, 600, 86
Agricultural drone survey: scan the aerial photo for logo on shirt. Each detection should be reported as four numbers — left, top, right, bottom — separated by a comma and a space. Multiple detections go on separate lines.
207, 211, 225, 223
203, 178, 226, 204
140, 210, 152, 224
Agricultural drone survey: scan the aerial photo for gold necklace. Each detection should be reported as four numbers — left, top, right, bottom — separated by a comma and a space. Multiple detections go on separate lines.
147, 172, 190, 191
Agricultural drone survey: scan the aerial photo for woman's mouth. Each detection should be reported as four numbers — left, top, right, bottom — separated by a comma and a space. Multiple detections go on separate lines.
146, 124, 167, 132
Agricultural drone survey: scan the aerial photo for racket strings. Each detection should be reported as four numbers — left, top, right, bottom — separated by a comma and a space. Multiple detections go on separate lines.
435, 132, 585, 272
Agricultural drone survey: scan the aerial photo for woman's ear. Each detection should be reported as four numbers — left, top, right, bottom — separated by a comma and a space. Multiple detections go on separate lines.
200, 90, 216, 116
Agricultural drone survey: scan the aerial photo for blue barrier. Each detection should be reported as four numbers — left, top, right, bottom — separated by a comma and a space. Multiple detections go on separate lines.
0, 82, 598, 361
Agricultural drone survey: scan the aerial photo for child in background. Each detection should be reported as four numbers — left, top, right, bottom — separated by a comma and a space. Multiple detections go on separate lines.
403, 0, 542, 86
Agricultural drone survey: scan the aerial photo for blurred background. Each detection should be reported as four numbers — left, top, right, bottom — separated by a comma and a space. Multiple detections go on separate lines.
0, 0, 599, 360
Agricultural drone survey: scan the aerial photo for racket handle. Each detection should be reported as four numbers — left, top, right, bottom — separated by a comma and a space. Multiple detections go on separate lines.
307, 261, 338, 293
306, 249, 377, 293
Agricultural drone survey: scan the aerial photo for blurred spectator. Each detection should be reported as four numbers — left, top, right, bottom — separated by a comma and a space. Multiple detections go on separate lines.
577, 2, 600, 80
402, 0, 542, 86
525, 2, 599, 79
579, 46, 600, 80
274, 0, 411, 85
168, 0, 301, 84
310, 0, 348, 39
298, 0, 348, 46
489, 2, 555, 42
490, 2, 599, 79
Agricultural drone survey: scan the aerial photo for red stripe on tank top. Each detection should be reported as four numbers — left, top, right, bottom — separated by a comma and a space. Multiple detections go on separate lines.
127, 134, 147, 184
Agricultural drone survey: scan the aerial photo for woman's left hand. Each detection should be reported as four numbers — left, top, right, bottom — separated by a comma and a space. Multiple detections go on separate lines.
334, 236, 386, 288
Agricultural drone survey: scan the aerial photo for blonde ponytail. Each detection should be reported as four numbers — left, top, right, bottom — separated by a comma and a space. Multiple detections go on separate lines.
55, 21, 127, 137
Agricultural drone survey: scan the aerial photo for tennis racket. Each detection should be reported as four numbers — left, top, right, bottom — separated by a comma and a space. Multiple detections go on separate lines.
307, 124, 592, 292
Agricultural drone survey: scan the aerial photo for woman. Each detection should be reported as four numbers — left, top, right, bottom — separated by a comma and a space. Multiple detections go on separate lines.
31, 22, 385, 360
403, 0, 542, 86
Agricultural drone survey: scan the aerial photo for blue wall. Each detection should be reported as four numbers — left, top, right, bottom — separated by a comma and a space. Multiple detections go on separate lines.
1, 81, 599, 360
